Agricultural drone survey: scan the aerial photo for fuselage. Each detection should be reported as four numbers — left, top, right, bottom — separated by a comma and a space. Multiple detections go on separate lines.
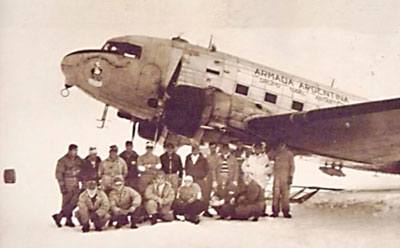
61, 35, 366, 146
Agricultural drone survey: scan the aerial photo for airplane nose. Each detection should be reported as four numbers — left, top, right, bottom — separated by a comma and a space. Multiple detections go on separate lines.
61, 53, 80, 87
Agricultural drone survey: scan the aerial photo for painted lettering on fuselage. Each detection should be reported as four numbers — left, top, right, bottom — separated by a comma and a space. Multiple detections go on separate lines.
255, 68, 349, 105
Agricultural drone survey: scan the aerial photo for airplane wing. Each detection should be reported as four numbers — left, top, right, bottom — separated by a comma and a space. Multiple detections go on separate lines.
246, 97, 400, 172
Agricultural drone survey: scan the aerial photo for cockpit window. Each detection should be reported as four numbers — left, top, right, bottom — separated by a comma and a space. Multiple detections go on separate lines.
102, 41, 142, 59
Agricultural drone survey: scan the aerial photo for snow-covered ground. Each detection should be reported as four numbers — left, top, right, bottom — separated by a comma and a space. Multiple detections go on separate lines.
1, 156, 399, 248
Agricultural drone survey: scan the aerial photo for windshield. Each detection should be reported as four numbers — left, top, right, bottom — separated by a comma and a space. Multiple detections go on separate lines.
102, 41, 142, 59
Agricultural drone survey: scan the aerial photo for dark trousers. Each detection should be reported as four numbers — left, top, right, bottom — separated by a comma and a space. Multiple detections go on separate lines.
60, 187, 80, 218
194, 178, 210, 206
172, 200, 207, 217
112, 206, 145, 224
214, 203, 235, 218
272, 179, 290, 215
77, 210, 110, 230
234, 202, 265, 219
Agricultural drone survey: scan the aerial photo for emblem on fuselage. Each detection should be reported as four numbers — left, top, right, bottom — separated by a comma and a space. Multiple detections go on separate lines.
88, 61, 103, 87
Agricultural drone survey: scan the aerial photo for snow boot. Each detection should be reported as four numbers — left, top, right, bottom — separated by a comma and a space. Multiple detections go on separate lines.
283, 213, 292, 219
65, 217, 75, 227
82, 223, 90, 233
150, 215, 157, 225
52, 213, 62, 228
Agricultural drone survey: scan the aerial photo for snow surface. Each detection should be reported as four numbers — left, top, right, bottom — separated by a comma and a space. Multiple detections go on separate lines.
1, 156, 399, 248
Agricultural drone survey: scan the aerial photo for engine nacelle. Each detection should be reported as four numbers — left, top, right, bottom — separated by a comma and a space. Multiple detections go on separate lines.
162, 86, 267, 144
137, 120, 162, 141
163, 86, 206, 137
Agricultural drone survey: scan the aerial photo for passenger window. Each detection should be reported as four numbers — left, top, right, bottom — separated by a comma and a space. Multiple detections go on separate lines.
235, 84, 249, 96
265, 92, 277, 104
292, 101, 304, 111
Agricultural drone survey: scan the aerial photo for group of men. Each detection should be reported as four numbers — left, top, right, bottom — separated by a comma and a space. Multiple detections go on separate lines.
52, 139, 295, 233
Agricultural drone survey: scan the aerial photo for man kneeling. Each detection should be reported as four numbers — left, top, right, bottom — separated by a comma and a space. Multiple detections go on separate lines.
109, 176, 144, 229
172, 175, 207, 224
76, 178, 110, 232
231, 174, 266, 221
144, 171, 175, 225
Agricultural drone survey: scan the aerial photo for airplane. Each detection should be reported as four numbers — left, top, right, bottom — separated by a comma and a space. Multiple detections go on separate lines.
60, 35, 400, 177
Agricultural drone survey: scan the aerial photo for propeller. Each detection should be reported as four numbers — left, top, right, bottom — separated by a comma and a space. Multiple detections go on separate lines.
131, 121, 137, 142
150, 59, 182, 146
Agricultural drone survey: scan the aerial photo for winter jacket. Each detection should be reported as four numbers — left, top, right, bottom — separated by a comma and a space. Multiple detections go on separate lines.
98, 157, 128, 188
216, 153, 239, 185
206, 152, 222, 182
269, 147, 295, 182
185, 154, 209, 181
77, 190, 110, 217
160, 152, 183, 178
242, 153, 273, 188
109, 186, 142, 213
119, 150, 139, 179
144, 181, 175, 205
137, 153, 161, 176
55, 154, 84, 191
177, 183, 202, 202
78, 156, 101, 182
235, 180, 265, 206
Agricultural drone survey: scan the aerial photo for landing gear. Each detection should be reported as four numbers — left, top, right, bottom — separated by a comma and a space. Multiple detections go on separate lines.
60, 84, 72, 97
96, 104, 109, 129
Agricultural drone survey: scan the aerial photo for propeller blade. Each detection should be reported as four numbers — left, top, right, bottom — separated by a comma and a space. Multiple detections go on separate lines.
131, 121, 137, 142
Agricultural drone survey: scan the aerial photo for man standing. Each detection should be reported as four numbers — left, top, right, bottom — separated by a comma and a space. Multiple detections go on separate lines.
233, 141, 247, 166
98, 145, 128, 194
204, 142, 222, 217
119, 141, 139, 191
76, 177, 110, 232
185, 144, 209, 206
172, 175, 206, 224
108, 176, 144, 229
52, 144, 84, 228
137, 141, 162, 194
79, 147, 101, 185
242, 143, 273, 189
232, 141, 248, 186
216, 144, 239, 191
144, 171, 175, 225
160, 143, 183, 192
270, 142, 295, 218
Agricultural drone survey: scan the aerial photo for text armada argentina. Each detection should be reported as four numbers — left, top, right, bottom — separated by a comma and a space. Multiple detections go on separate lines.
254, 68, 349, 105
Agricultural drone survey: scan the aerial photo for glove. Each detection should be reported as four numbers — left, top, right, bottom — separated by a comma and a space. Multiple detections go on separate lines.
288, 176, 293, 185
232, 181, 238, 187
138, 165, 146, 172
212, 181, 218, 189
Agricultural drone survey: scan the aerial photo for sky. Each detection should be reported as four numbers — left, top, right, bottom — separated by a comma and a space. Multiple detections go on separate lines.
0, 0, 399, 190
